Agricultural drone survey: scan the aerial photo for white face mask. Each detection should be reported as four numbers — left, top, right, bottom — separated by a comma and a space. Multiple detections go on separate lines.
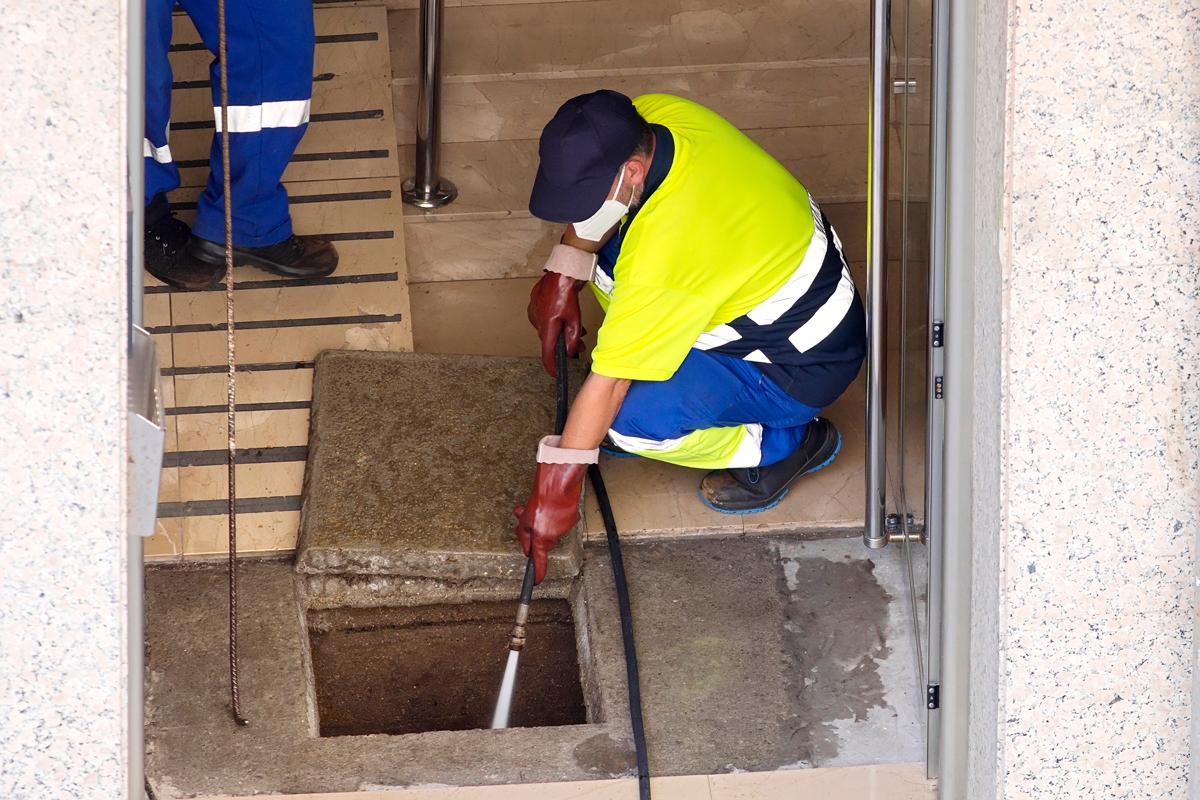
572, 167, 631, 242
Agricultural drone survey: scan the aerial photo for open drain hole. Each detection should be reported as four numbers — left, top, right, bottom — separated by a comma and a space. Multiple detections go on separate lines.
308, 599, 587, 736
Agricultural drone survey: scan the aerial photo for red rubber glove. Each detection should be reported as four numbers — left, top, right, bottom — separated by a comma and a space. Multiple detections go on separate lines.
513, 461, 588, 584
527, 271, 585, 377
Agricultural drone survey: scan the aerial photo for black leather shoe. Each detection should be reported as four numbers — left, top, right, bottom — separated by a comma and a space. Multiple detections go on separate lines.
189, 234, 339, 279
144, 202, 226, 290
699, 417, 841, 514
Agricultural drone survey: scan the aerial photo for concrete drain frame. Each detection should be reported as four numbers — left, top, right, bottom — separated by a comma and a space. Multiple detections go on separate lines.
144, 559, 641, 798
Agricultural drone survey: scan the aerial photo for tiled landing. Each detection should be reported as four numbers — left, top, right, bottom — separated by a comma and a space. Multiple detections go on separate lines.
146, 5, 413, 560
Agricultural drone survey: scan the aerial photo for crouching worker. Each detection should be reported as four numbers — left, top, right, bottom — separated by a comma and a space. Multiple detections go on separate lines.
514, 91, 866, 583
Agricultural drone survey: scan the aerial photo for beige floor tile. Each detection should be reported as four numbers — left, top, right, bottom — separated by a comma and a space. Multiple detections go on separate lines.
168, 321, 410, 367
158, 464, 180, 503
582, 456, 741, 541
171, 281, 404, 327
163, 416, 181, 454
707, 763, 934, 800
174, 367, 314, 408
178, 462, 306, 503
390, 0, 867, 80
145, 517, 185, 561
174, 407, 309, 452
183, 510, 301, 556
154, 333, 173, 368
144, 292, 171, 329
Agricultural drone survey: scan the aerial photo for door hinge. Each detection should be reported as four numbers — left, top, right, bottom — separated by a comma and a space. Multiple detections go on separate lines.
932, 321, 944, 348
927, 683, 940, 710
934, 375, 944, 399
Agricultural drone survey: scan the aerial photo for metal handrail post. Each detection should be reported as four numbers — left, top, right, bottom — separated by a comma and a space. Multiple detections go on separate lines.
402, 0, 457, 208
864, 0, 891, 549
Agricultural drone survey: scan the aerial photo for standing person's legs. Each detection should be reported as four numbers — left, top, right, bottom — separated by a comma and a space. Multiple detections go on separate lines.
144, 0, 180, 211
143, 0, 227, 289
179, 0, 314, 247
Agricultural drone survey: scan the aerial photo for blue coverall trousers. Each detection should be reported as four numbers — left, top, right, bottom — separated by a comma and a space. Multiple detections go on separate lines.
145, 0, 314, 247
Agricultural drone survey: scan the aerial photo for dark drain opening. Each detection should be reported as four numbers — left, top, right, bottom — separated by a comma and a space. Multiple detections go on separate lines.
308, 599, 587, 736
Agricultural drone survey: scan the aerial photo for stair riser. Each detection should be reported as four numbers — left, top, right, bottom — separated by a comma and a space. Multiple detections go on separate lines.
394, 65, 931, 145
388, 0, 877, 79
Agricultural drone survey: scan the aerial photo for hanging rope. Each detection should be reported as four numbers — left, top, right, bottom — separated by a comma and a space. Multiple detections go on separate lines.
216, 0, 248, 727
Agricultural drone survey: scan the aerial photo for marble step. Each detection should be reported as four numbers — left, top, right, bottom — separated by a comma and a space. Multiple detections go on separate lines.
403, 197, 928, 282
407, 253, 930, 360
392, 64, 931, 145
398, 122, 928, 226
387, 0, 873, 80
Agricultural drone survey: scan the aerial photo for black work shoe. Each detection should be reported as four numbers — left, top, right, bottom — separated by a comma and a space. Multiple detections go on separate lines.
144, 204, 226, 291
699, 417, 842, 514
189, 234, 339, 279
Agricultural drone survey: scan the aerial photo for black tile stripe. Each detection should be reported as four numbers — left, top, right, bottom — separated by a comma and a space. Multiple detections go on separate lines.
144, 272, 399, 295
292, 149, 390, 163
166, 400, 311, 416
169, 188, 392, 211
157, 495, 303, 518
148, 312, 402, 335
163, 445, 308, 468
170, 109, 383, 132
314, 32, 380, 44
176, 149, 389, 169
162, 361, 314, 377
289, 189, 393, 204
169, 32, 377, 52
322, 230, 394, 242
173, 72, 335, 91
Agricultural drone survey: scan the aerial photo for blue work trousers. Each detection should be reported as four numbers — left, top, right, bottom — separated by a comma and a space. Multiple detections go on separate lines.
608, 350, 822, 470
145, 0, 314, 246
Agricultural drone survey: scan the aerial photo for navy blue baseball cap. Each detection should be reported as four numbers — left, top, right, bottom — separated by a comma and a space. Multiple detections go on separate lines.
529, 90, 644, 223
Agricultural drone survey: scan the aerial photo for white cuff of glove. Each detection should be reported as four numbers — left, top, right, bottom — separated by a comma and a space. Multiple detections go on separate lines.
536, 435, 599, 464
544, 244, 597, 282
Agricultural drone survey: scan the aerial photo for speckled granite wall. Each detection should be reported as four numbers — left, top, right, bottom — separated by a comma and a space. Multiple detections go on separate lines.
0, 2, 130, 799
982, 0, 1200, 797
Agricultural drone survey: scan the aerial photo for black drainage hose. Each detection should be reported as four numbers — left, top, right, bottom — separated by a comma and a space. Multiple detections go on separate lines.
553, 334, 652, 800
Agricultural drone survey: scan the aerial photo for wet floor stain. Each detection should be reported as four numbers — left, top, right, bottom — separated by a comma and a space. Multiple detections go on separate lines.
775, 548, 894, 765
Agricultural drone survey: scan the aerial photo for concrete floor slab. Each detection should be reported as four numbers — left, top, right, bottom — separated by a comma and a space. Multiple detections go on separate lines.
145, 535, 926, 797
296, 350, 585, 585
